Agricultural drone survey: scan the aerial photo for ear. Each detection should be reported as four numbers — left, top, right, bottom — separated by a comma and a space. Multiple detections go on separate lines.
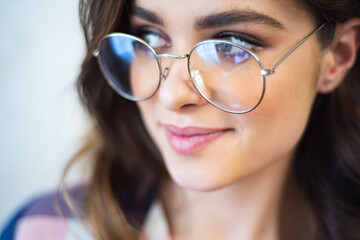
317, 18, 360, 93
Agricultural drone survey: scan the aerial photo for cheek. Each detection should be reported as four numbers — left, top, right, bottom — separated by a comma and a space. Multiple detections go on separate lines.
137, 98, 162, 147
248, 50, 320, 159
130, 56, 160, 99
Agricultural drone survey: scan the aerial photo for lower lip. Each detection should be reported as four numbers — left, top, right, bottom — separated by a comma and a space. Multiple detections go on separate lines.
164, 128, 229, 155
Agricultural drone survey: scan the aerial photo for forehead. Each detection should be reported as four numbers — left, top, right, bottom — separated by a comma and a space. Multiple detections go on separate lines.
132, 0, 314, 29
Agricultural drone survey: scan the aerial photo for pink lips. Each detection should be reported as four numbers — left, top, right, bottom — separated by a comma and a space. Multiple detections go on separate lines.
164, 125, 230, 155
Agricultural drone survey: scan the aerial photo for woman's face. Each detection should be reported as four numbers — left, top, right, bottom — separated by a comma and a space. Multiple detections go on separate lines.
133, 0, 322, 191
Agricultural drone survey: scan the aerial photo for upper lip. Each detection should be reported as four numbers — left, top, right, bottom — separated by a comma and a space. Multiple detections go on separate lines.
164, 124, 231, 136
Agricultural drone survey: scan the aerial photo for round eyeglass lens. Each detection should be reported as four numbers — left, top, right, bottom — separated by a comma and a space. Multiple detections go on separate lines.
189, 41, 265, 113
98, 34, 161, 101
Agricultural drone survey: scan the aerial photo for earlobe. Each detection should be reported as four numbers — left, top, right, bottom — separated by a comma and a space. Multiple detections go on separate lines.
317, 18, 360, 94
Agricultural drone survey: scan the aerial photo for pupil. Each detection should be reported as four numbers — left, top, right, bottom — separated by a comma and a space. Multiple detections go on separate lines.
218, 43, 232, 53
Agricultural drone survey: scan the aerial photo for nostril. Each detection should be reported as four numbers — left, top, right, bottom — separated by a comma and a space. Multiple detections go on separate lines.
179, 103, 200, 111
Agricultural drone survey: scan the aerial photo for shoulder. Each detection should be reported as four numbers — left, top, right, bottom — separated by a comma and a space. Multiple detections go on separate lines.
0, 185, 93, 240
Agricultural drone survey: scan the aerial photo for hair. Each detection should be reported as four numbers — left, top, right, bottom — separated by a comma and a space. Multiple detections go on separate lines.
62, 0, 360, 239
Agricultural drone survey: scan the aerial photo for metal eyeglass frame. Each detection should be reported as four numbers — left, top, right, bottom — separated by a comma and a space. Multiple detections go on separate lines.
93, 23, 325, 114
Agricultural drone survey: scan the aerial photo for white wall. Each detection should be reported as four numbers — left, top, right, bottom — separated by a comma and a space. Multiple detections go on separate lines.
0, 0, 88, 227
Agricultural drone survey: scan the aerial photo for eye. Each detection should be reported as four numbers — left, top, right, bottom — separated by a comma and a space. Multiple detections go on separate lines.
135, 29, 170, 53
214, 42, 251, 65
210, 32, 265, 65
226, 36, 256, 50
215, 32, 264, 51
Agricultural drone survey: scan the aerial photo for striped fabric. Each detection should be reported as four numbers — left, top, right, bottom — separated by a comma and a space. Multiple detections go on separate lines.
15, 216, 93, 240
0, 186, 172, 240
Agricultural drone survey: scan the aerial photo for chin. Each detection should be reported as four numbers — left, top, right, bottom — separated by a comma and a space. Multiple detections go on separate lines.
167, 164, 235, 192
175, 179, 227, 192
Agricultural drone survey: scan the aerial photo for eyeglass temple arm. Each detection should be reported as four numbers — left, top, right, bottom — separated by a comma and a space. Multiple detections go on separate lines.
261, 23, 325, 76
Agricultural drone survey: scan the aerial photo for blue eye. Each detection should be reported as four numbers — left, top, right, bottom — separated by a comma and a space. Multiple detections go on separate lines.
215, 43, 250, 64
226, 36, 256, 50
138, 31, 170, 53
216, 32, 263, 51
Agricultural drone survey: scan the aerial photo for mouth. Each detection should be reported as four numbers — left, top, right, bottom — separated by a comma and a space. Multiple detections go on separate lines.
164, 124, 232, 155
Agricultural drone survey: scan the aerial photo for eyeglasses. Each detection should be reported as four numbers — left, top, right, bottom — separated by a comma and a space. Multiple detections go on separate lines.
93, 24, 324, 114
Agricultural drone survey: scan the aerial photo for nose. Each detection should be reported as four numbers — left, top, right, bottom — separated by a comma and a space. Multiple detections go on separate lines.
158, 57, 207, 112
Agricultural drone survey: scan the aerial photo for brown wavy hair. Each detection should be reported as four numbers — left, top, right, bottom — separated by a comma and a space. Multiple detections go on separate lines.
63, 0, 360, 239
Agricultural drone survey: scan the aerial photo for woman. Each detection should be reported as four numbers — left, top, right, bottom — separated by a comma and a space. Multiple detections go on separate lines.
2, 0, 360, 239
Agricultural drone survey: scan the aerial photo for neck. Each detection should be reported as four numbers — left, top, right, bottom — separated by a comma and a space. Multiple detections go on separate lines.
160, 155, 315, 240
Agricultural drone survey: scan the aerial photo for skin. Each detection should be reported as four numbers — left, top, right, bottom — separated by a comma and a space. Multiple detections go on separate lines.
128, 0, 359, 239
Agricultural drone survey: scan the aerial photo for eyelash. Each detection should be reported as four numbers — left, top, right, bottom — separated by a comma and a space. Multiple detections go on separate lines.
215, 32, 265, 51
133, 28, 170, 49
132, 27, 266, 52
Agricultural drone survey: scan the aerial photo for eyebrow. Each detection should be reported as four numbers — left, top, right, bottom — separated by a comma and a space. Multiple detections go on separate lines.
132, 7, 285, 30
195, 10, 285, 30
133, 7, 164, 25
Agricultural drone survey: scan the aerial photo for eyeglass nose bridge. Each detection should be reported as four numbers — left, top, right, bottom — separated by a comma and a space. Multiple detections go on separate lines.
157, 53, 189, 60
157, 53, 189, 80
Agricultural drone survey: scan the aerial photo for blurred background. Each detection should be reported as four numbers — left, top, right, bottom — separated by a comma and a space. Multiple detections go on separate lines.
0, 0, 89, 227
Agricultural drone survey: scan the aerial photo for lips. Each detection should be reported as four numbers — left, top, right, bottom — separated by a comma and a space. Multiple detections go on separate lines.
164, 124, 231, 155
